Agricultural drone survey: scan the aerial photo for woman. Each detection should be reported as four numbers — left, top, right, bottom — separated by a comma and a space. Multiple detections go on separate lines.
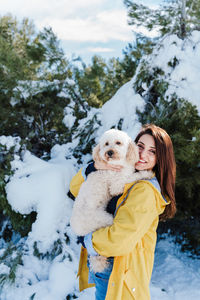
70, 124, 176, 300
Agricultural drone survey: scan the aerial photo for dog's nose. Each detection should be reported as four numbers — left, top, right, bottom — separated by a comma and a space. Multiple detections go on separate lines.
107, 150, 114, 157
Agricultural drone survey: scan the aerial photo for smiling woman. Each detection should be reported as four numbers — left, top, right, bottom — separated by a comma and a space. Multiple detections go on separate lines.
70, 124, 176, 300
135, 134, 156, 171
134, 124, 176, 220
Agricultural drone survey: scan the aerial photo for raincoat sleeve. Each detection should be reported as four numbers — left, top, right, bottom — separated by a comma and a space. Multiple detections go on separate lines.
69, 168, 86, 198
69, 162, 96, 198
91, 182, 159, 257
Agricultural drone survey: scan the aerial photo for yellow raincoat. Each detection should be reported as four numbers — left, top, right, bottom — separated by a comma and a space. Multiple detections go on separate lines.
70, 168, 169, 300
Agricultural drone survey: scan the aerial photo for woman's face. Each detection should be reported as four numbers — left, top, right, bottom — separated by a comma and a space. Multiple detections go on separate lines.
135, 134, 157, 171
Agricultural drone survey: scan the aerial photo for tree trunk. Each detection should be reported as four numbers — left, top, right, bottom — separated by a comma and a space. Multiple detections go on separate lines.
180, 0, 187, 39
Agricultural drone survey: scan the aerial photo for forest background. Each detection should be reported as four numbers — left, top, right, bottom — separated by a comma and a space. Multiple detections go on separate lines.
0, 0, 200, 298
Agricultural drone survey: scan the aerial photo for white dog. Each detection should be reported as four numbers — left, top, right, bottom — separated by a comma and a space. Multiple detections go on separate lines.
70, 129, 153, 273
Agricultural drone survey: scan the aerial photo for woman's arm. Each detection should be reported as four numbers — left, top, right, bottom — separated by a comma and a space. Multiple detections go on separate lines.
69, 162, 96, 198
88, 182, 158, 257
69, 168, 85, 198
69, 160, 122, 198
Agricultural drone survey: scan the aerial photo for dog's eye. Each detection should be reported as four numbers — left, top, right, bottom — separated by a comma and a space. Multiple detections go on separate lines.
105, 142, 109, 146
116, 141, 121, 145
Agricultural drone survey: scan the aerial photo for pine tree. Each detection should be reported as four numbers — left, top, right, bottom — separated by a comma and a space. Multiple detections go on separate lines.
0, 15, 90, 238
0, 15, 78, 156
73, 39, 153, 109
73, 55, 128, 108
123, 1, 200, 252
138, 97, 200, 216
0, 139, 37, 238
124, 0, 200, 39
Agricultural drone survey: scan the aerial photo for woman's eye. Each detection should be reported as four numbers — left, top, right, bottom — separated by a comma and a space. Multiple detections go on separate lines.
149, 150, 156, 155
137, 144, 143, 149
116, 141, 121, 145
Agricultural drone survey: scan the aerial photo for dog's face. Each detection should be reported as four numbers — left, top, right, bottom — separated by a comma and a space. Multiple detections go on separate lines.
93, 129, 139, 166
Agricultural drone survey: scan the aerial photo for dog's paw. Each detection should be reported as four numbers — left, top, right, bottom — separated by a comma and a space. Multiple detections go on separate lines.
89, 255, 109, 273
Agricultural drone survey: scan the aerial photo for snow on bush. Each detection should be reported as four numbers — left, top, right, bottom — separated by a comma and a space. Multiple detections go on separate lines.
139, 31, 200, 113
6, 151, 75, 253
0, 136, 21, 152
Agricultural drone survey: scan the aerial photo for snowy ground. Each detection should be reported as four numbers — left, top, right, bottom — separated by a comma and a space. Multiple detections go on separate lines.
151, 237, 200, 300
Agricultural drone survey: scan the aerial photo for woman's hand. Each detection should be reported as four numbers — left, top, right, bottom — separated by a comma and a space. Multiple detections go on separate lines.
94, 160, 123, 172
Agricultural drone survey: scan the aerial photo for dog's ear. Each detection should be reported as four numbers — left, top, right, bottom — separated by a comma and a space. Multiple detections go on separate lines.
126, 141, 139, 166
92, 144, 102, 163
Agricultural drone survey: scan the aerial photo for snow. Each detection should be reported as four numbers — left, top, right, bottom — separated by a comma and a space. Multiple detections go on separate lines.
151, 237, 200, 299
47, 260, 76, 299
63, 114, 76, 129
99, 78, 145, 140
0, 264, 10, 275
6, 151, 75, 253
142, 31, 200, 113
0, 136, 21, 152
1, 29, 200, 300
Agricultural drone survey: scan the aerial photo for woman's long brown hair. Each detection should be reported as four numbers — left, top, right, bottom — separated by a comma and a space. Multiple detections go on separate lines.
134, 124, 176, 221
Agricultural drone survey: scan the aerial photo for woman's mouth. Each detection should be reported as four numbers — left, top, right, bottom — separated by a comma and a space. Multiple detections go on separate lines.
137, 159, 146, 164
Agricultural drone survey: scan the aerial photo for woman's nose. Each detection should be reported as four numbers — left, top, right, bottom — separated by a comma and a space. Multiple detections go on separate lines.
139, 149, 146, 159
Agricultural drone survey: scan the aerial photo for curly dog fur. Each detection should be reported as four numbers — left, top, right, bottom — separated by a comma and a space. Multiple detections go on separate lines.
70, 129, 153, 273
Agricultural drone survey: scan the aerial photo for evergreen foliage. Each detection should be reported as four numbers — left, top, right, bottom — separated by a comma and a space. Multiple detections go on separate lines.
0, 241, 23, 285
0, 139, 37, 237
0, 15, 85, 158
124, 0, 200, 39
123, 1, 200, 252
138, 97, 200, 217
0, 15, 89, 240
73, 112, 101, 162
134, 50, 200, 252
0, 227, 74, 290
73, 55, 131, 108
122, 33, 155, 74
73, 34, 155, 108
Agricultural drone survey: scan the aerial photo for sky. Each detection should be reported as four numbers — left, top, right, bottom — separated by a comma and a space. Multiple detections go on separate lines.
0, 0, 161, 64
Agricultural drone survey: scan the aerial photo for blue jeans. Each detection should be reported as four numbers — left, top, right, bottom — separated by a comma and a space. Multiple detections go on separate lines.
92, 257, 114, 300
